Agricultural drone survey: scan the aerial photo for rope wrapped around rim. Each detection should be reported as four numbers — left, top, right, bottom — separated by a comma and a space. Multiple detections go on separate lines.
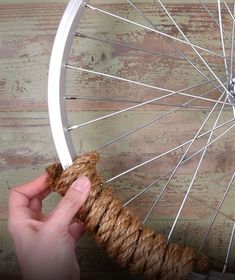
46, 151, 209, 280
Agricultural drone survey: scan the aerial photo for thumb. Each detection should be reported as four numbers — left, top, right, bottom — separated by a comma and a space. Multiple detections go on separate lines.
48, 176, 91, 228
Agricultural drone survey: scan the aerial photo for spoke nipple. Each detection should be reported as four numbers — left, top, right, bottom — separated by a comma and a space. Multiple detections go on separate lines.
75, 32, 86, 38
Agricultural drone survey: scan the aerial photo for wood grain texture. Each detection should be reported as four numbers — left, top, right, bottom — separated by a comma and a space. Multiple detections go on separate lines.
1, 0, 235, 279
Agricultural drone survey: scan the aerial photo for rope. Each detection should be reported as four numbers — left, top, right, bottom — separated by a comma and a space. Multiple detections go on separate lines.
46, 151, 209, 280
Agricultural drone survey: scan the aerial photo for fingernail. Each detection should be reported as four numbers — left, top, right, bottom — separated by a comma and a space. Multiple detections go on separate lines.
72, 176, 90, 192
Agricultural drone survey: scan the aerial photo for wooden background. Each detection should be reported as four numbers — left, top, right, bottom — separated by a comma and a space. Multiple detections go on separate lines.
1, 0, 235, 279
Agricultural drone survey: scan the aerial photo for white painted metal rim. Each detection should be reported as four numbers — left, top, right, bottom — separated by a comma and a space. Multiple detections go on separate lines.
48, 0, 87, 169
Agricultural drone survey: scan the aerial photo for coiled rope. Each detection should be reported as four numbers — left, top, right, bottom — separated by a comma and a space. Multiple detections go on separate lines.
46, 151, 209, 280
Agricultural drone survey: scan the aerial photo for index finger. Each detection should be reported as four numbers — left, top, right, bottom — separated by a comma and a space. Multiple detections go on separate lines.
9, 172, 49, 210
13, 172, 49, 198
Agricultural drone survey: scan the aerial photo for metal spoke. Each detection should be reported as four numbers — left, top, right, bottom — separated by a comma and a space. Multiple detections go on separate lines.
67, 75, 226, 109
157, 0, 232, 98
106, 117, 235, 183
75, 32, 184, 61
142, 121, 235, 224
199, 171, 235, 252
126, 0, 156, 30
97, 83, 225, 151
66, 95, 214, 110
218, 0, 229, 78
223, 0, 235, 24
230, 2, 235, 79
168, 93, 227, 240
68, 91, 180, 130
223, 222, 235, 273
85, 4, 226, 59
199, 0, 231, 43
66, 70, 229, 131
67, 65, 232, 109
75, 33, 227, 71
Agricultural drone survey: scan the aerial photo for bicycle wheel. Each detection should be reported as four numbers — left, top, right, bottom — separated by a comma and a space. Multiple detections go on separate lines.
48, 0, 235, 279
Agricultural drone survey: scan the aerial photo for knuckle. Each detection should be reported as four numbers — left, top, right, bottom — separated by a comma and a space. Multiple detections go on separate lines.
8, 189, 17, 207
62, 191, 79, 209
8, 188, 16, 200
41, 222, 58, 235
8, 188, 21, 203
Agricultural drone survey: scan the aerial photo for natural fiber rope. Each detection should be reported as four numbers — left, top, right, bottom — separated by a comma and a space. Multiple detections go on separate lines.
46, 151, 209, 280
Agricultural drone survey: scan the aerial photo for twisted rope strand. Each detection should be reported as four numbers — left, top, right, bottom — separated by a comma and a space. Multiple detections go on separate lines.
46, 151, 209, 280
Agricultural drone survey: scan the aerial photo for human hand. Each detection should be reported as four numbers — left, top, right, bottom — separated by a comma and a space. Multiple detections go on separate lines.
8, 173, 91, 280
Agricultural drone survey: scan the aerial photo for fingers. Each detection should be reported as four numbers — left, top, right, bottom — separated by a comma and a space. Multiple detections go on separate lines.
8, 173, 49, 217
10, 172, 49, 202
47, 176, 91, 229
18, 172, 49, 198
28, 189, 52, 213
